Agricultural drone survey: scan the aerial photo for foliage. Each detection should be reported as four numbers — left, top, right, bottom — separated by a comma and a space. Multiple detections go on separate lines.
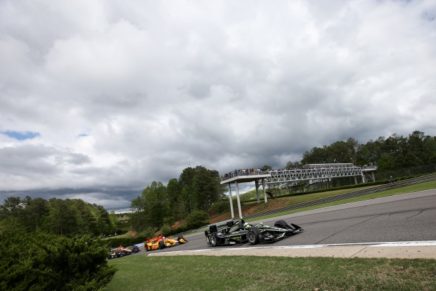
109, 213, 129, 235
105, 236, 146, 248
261, 164, 272, 171
285, 161, 302, 169
160, 224, 172, 236
0, 227, 115, 290
301, 131, 436, 178
131, 166, 222, 232
209, 199, 230, 215
302, 138, 358, 164
185, 210, 209, 229
129, 211, 149, 233
0, 196, 115, 237
167, 178, 184, 220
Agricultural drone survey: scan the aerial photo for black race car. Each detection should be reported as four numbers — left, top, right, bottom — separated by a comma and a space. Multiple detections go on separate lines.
204, 219, 303, 246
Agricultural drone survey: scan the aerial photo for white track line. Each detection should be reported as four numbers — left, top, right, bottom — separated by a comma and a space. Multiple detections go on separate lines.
149, 240, 436, 256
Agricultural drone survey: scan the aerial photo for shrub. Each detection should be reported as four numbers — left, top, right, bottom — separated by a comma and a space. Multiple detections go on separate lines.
209, 200, 229, 215
160, 224, 172, 236
142, 227, 156, 239
104, 228, 156, 247
186, 210, 209, 229
105, 236, 146, 248
0, 228, 115, 290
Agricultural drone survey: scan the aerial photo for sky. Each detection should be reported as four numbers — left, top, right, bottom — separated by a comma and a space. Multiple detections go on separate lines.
1, 0, 436, 209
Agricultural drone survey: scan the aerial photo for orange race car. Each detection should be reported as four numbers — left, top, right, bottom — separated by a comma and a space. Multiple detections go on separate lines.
145, 234, 188, 251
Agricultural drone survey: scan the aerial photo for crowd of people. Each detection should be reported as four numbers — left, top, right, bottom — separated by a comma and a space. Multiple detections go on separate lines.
222, 168, 266, 180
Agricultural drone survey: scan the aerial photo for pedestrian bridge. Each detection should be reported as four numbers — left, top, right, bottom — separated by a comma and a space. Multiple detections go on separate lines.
221, 163, 377, 186
268, 163, 377, 185
220, 163, 377, 219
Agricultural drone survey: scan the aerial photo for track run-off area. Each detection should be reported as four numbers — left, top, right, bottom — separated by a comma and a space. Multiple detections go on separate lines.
149, 189, 436, 258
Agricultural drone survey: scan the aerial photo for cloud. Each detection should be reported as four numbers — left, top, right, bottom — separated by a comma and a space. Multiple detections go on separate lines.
62, 192, 134, 210
0, 187, 138, 210
0, 0, 436, 208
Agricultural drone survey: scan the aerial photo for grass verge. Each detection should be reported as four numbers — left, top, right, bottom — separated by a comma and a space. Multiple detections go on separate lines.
105, 255, 436, 291
246, 180, 436, 222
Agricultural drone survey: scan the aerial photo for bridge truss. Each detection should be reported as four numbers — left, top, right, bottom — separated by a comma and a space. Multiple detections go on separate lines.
267, 163, 376, 186
220, 163, 377, 219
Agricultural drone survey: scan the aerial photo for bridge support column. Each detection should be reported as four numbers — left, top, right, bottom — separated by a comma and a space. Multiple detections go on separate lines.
262, 178, 267, 203
228, 184, 235, 219
255, 180, 260, 203
235, 182, 243, 219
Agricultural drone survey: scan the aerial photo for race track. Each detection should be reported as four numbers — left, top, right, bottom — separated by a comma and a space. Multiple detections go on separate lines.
157, 189, 436, 253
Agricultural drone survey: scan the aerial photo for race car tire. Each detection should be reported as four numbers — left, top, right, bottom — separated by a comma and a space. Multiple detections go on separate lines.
159, 240, 165, 249
209, 234, 217, 247
247, 227, 260, 245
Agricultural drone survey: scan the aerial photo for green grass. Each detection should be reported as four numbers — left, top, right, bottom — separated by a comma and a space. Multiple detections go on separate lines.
246, 180, 436, 222
239, 183, 377, 202
246, 185, 375, 206
105, 255, 436, 291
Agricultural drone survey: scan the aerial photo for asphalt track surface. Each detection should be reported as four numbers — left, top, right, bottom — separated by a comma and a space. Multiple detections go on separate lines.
155, 189, 436, 253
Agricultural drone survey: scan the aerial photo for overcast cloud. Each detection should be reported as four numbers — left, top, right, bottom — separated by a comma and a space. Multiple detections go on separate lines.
1, 0, 436, 209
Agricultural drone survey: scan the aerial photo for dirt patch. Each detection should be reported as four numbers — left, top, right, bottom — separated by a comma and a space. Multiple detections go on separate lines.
171, 220, 185, 229
210, 213, 232, 223
127, 230, 138, 238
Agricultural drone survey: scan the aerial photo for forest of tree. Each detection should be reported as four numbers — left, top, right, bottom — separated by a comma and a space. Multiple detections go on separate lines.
130, 166, 223, 232
0, 197, 116, 289
299, 131, 436, 174
0, 196, 116, 236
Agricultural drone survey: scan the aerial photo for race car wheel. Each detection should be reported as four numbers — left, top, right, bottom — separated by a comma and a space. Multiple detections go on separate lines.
247, 227, 260, 245
209, 234, 217, 247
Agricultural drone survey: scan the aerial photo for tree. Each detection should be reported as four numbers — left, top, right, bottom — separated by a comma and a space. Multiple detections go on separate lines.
423, 135, 436, 164
45, 199, 79, 235
356, 139, 382, 165
0, 196, 116, 237
185, 210, 209, 228
302, 138, 358, 164
302, 147, 329, 164
285, 161, 301, 169
301, 130, 436, 179
261, 165, 272, 171
131, 181, 169, 230
167, 178, 184, 220
192, 167, 221, 211
21, 197, 49, 232
405, 131, 426, 166
73, 200, 98, 235
96, 205, 114, 235
0, 197, 23, 219
0, 227, 115, 290
179, 167, 196, 213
